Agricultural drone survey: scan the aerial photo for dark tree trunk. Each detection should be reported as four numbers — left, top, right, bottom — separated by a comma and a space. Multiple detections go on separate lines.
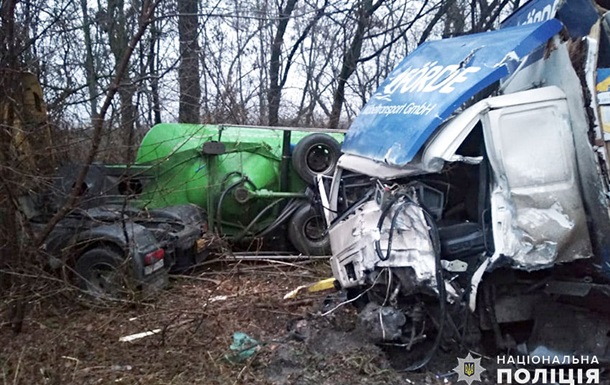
149, 16, 161, 125
268, 0, 298, 126
118, 86, 137, 161
178, 0, 201, 123
0, 0, 20, 275
107, 0, 138, 162
329, 0, 376, 129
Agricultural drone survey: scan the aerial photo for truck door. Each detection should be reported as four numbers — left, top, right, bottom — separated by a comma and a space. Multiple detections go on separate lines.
482, 96, 592, 269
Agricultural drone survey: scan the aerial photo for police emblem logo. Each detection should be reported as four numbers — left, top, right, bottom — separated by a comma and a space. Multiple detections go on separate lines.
453, 353, 486, 385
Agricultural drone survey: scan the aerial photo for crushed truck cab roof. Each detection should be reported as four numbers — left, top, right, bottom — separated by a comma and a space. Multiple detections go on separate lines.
340, 19, 562, 166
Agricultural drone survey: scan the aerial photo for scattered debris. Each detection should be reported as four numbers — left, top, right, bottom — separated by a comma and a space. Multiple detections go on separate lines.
110, 365, 133, 371
209, 294, 231, 303
283, 277, 336, 299
118, 329, 161, 342
226, 332, 261, 363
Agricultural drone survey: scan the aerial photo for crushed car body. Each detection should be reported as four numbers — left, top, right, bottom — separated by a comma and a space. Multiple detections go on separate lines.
322, 0, 610, 366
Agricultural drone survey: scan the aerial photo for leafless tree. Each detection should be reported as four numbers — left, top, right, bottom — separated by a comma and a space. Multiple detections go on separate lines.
0, 0, 159, 323
0, 0, 522, 307
268, 0, 299, 126
178, 0, 201, 123
328, 0, 383, 129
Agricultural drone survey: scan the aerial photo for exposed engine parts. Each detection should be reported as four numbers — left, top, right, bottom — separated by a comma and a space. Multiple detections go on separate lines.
320, 0, 610, 371
326, 145, 610, 368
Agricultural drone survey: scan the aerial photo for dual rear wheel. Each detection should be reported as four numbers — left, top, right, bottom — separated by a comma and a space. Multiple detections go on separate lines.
288, 134, 340, 256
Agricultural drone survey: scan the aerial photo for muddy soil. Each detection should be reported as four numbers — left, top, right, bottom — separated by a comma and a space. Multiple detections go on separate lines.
1, 260, 499, 384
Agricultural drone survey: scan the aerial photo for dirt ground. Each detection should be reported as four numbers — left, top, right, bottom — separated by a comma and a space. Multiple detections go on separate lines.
0, 259, 499, 385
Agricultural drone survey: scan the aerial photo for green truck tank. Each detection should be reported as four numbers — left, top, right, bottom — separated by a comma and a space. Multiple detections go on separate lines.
60, 123, 344, 256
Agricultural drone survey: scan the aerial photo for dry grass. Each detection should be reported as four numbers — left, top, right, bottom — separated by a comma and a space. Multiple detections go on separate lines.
4, 257, 536, 385
0, 260, 414, 385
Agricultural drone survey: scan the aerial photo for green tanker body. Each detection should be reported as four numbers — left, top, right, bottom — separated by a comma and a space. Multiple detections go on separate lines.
85, 123, 345, 255
136, 123, 331, 208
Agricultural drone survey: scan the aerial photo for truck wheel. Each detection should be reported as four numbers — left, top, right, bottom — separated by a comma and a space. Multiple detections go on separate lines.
292, 134, 341, 184
75, 247, 130, 299
288, 204, 330, 256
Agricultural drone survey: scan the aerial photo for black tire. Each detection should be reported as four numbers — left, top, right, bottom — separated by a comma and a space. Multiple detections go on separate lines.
288, 204, 330, 256
292, 134, 341, 184
75, 247, 130, 299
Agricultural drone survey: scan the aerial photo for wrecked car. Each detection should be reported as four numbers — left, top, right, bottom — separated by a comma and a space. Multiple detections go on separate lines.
321, 0, 610, 368
43, 91, 343, 298
7, 74, 211, 296
25, 188, 207, 297
28, 204, 171, 298
52, 168, 210, 274
24, 181, 209, 296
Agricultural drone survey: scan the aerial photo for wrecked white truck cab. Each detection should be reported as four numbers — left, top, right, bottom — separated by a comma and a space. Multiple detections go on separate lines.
322, 0, 610, 365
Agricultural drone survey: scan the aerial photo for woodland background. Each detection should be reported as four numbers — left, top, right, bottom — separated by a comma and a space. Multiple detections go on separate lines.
0, 0, 522, 280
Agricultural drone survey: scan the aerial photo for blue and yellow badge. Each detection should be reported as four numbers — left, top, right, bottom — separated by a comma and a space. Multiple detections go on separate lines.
464, 361, 475, 376
453, 353, 486, 385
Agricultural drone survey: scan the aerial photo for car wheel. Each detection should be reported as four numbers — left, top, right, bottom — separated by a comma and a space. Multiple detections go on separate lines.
288, 204, 330, 256
291, 134, 341, 184
75, 247, 130, 299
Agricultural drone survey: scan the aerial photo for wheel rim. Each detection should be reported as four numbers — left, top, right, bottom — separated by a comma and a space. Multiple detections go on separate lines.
85, 262, 125, 297
303, 215, 326, 242
306, 145, 334, 174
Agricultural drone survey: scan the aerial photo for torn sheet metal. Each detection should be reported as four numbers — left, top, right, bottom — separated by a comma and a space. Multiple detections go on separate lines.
489, 189, 591, 270
483, 89, 593, 269
501, 36, 610, 271
500, 0, 598, 39
341, 20, 562, 167
329, 200, 436, 289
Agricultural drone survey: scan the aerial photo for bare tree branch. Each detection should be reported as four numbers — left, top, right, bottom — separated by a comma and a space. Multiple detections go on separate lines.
34, 0, 160, 248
